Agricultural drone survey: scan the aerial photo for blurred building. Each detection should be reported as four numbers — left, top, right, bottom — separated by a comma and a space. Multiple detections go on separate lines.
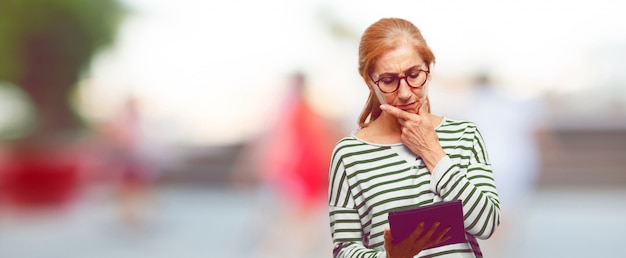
537, 42, 626, 188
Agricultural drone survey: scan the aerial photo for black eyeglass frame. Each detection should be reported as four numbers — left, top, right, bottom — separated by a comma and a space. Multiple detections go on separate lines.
369, 69, 430, 94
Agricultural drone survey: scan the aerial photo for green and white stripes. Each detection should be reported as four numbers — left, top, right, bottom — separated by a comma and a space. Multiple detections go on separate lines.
328, 118, 500, 258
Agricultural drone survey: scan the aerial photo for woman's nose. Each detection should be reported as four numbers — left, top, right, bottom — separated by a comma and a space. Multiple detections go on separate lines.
397, 78, 413, 100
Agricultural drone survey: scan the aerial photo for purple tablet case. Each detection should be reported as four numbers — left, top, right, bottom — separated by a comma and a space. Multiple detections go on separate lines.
387, 199, 465, 248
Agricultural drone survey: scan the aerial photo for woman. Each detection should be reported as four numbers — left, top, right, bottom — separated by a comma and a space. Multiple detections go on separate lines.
328, 18, 500, 258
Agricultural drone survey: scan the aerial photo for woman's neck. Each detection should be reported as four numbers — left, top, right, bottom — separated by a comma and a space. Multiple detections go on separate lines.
355, 113, 402, 144
373, 112, 402, 133
369, 111, 443, 134
356, 111, 443, 144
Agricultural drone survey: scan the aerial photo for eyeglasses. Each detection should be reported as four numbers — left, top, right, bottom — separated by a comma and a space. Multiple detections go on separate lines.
370, 68, 429, 93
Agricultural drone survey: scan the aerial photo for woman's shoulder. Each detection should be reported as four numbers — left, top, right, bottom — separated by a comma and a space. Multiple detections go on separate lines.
332, 132, 372, 150
331, 131, 392, 156
330, 135, 362, 161
334, 134, 359, 144
437, 117, 483, 135
331, 134, 359, 149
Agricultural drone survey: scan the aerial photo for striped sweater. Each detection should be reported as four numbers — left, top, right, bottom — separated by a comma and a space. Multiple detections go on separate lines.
328, 118, 500, 258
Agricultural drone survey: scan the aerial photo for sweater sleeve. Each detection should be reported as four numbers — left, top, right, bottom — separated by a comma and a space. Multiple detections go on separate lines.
429, 127, 501, 239
328, 154, 385, 258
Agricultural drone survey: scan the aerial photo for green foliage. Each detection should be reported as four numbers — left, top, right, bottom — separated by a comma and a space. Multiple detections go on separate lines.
0, 0, 124, 83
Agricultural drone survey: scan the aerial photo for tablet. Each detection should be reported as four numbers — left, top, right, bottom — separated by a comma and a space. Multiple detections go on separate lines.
387, 199, 465, 248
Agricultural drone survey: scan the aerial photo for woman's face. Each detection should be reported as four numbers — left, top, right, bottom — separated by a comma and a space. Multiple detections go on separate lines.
371, 41, 429, 114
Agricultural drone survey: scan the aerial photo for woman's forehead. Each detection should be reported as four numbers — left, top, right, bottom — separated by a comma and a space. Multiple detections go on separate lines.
374, 46, 426, 73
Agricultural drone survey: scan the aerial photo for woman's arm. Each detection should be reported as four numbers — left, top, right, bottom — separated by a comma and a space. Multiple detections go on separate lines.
329, 206, 386, 257
378, 105, 500, 239
429, 126, 500, 239
328, 158, 386, 258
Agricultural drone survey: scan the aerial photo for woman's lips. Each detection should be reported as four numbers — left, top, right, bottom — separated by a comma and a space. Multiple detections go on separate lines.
394, 102, 417, 110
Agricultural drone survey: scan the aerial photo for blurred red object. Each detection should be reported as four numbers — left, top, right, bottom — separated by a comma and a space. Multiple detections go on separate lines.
0, 147, 81, 208
257, 74, 336, 209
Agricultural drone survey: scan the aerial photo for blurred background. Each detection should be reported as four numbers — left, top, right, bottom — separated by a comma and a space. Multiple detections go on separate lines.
0, 0, 625, 257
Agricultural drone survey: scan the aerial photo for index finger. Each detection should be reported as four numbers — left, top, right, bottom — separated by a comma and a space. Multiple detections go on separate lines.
418, 99, 428, 115
380, 104, 413, 120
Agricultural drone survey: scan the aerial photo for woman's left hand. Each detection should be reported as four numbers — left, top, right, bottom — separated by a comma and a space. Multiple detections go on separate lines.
380, 103, 446, 172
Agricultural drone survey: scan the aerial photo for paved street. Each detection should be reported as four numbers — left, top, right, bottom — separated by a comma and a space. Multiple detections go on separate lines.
1, 186, 625, 258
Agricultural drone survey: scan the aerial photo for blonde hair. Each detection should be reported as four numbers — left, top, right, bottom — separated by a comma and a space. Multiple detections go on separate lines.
357, 18, 435, 128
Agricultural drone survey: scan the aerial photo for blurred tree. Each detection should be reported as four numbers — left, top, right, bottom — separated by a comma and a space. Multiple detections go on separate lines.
0, 0, 124, 144
0, 0, 124, 208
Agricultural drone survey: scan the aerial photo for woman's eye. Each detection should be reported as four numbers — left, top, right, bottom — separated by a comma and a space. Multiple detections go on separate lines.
408, 72, 420, 78
381, 77, 396, 84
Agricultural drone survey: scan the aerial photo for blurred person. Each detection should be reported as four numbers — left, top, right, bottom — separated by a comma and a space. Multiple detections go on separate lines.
101, 96, 159, 230
231, 72, 340, 257
328, 18, 500, 258
460, 73, 545, 258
